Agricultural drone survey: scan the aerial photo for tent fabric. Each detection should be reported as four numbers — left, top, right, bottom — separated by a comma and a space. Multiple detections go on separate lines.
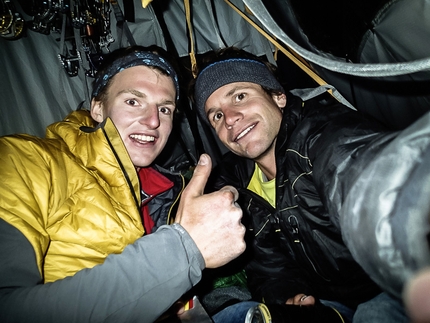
355, 0, 430, 129
247, 0, 430, 130
0, 0, 274, 138
249, 0, 430, 78
162, 0, 275, 59
0, 31, 84, 137
359, 0, 430, 66
341, 109, 430, 298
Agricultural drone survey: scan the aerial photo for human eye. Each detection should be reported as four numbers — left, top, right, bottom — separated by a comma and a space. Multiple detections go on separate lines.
159, 106, 173, 115
125, 99, 139, 106
213, 111, 223, 122
234, 92, 246, 103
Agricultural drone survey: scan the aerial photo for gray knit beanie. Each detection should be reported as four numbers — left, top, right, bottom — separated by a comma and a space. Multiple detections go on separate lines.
194, 58, 285, 125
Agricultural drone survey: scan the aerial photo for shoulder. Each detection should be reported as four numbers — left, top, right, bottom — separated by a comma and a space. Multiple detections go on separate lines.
0, 134, 61, 166
285, 89, 387, 139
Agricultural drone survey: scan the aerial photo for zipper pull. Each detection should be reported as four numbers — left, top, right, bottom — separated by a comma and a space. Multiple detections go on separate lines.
274, 216, 281, 233
288, 215, 300, 243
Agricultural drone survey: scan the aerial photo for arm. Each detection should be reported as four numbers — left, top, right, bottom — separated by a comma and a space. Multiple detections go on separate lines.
335, 112, 430, 299
308, 96, 430, 298
0, 218, 204, 323
305, 96, 394, 228
0, 148, 244, 322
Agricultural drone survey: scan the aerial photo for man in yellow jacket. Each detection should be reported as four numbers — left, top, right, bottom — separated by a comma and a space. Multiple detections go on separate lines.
0, 46, 246, 322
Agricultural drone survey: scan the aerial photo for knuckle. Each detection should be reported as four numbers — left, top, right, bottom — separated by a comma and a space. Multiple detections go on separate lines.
238, 241, 246, 253
233, 209, 243, 222
220, 185, 238, 199
181, 185, 191, 197
220, 189, 234, 200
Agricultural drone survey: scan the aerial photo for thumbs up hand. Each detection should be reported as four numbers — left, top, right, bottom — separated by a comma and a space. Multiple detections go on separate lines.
175, 154, 246, 268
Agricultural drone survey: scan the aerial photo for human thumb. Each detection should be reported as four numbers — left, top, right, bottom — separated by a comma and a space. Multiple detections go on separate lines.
184, 154, 212, 198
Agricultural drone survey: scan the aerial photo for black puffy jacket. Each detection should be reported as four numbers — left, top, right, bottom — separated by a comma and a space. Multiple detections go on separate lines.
210, 90, 393, 308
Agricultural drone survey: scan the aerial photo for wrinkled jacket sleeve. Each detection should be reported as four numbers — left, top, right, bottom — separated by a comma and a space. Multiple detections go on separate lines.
305, 97, 395, 229
0, 220, 204, 323
307, 97, 430, 298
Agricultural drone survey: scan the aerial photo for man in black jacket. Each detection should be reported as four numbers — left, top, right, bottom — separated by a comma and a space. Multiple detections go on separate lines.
191, 48, 430, 322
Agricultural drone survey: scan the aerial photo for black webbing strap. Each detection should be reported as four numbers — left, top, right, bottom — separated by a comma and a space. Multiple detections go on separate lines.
110, 0, 136, 46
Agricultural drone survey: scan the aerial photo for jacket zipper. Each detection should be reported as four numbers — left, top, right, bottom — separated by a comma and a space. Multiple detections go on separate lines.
287, 215, 331, 282
248, 189, 331, 281
166, 174, 185, 224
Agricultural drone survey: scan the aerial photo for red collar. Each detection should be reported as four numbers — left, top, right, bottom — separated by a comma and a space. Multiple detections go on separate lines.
138, 167, 174, 234
138, 167, 174, 199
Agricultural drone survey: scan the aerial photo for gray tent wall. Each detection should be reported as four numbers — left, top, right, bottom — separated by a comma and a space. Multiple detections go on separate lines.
355, 0, 430, 129
256, 0, 430, 130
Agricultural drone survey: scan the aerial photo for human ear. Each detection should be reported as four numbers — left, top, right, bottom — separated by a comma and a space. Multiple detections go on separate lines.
90, 99, 104, 123
273, 93, 287, 109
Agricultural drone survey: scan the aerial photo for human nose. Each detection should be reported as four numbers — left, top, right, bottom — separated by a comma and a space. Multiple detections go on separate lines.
224, 109, 242, 130
140, 105, 160, 129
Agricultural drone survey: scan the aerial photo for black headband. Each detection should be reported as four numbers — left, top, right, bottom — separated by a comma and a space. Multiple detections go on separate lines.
92, 51, 180, 102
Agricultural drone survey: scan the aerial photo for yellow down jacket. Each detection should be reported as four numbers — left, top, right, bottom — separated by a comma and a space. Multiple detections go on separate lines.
0, 110, 183, 283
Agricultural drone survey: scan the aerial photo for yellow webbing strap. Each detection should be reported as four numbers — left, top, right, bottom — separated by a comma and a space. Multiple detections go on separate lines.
140, 0, 197, 78
141, 0, 153, 8
184, 0, 198, 78
224, 0, 334, 97
330, 307, 346, 323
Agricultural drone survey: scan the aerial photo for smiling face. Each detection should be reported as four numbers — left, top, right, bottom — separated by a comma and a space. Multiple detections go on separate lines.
91, 65, 176, 169
205, 82, 286, 167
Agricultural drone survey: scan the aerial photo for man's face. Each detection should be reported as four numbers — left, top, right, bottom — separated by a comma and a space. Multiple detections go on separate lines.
205, 82, 286, 162
91, 65, 176, 169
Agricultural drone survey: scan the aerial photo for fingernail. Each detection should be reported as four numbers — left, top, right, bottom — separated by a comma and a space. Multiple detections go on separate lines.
198, 154, 208, 165
300, 295, 308, 302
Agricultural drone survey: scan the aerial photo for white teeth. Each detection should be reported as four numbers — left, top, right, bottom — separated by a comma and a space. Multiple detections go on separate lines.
236, 125, 255, 141
130, 134, 155, 142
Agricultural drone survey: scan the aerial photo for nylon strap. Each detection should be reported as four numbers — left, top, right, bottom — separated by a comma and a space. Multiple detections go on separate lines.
141, 0, 152, 8
69, 0, 91, 105
110, 0, 136, 46
184, 0, 198, 78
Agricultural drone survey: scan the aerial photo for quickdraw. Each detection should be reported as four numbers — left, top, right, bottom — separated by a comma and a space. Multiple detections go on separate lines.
14, 0, 116, 78
0, 0, 24, 40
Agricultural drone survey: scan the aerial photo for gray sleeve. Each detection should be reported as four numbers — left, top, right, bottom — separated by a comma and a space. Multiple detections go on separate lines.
0, 219, 205, 323
340, 111, 430, 298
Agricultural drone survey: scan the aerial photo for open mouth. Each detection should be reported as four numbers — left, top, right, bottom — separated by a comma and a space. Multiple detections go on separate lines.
130, 134, 155, 143
235, 124, 255, 141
